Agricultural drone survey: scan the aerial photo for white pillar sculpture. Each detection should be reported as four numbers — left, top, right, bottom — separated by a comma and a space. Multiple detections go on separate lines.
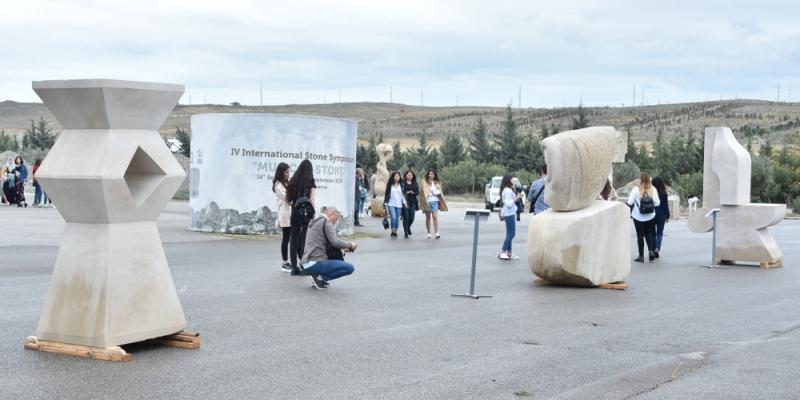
370, 143, 393, 217
528, 127, 631, 287
688, 127, 785, 266
30, 79, 188, 349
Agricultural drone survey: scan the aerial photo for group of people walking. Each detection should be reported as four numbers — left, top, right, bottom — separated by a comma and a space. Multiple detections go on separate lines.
383, 169, 447, 239
1, 156, 50, 208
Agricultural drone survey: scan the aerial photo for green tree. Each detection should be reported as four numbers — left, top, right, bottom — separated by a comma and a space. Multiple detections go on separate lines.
388, 141, 404, 172
750, 156, 775, 202
760, 139, 774, 158
468, 118, 493, 164
613, 160, 641, 188
492, 105, 524, 170
570, 104, 589, 130
0, 130, 19, 152
626, 128, 636, 163
540, 124, 550, 139
440, 133, 465, 165
356, 133, 379, 171
675, 171, 704, 204
175, 126, 191, 157
519, 133, 544, 172
23, 117, 57, 150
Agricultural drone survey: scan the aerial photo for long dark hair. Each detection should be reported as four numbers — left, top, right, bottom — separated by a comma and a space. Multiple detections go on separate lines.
652, 176, 667, 195
385, 171, 402, 194
272, 162, 290, 192
403, 169, 416, 183
425, 169, 439, 184
286, 159, 315, 202
14, 156, 23, 165
500, 174, 514, 191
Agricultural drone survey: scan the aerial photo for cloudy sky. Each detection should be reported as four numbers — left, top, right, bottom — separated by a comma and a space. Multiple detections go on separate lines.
1, 0, 798, 107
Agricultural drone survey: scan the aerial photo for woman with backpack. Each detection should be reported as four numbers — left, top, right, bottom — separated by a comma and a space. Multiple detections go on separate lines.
383, 171, 406, 238
651, 176, 670, 258
273, 162, 292, 272
627, 172, 660, 262
498, 175, 523, 260
286, 159, 316, 274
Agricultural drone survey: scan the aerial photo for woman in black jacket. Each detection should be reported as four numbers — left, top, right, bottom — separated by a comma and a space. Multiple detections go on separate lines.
651, 176, 670, 258
400, 170, 419, 239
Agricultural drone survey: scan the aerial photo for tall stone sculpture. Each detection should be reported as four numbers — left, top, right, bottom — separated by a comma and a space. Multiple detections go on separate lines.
688, 127, 784, 267
528, 127, 631, 287
370, 143, 394, 217
25, 79, 194, 359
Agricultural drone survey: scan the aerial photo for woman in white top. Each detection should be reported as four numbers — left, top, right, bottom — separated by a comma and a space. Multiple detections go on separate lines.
383, 171, 407, 238
273, 162, 292, 271
626, 172, 660, 262
419, 169, 448, 239
499, 175, 523, 260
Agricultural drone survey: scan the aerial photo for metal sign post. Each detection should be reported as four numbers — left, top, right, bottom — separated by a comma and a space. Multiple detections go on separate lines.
452, 209, 493, 299
699, 208, 723, 268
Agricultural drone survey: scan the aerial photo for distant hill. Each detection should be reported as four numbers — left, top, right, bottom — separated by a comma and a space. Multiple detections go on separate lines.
2, 99, 798, 147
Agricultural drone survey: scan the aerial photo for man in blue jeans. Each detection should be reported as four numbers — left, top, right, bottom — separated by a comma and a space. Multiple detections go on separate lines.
302, 206, 358, 290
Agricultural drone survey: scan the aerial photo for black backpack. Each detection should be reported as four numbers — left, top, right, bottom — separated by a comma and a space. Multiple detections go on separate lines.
638, 193, 655, 214
293, 196, 316, 223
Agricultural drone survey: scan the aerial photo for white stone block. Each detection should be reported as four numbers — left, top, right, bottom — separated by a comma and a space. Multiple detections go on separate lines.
528, 201, 631, 286
717, 204, 785, 263
542, 126, 617, 211
32, 79, 187, 347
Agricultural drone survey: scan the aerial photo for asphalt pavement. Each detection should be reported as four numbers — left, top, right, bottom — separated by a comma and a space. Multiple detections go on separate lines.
0, 201, 798, 399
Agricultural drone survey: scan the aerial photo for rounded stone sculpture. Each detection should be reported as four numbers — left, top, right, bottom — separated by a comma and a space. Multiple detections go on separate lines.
542, 126, 618, 211
31, 79, 187, 348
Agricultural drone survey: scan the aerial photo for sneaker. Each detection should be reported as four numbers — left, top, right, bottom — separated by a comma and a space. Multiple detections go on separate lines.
290, 266, 306, 276
310, 275, 327, 290
404, 233, 408, 238
435, 233, 441, 239
634, 256, 644, 263
426, 233, 432, 239
654, 249, 660, 259
281, 262, 292, 272
499, 253, 510, 260
649, 251, 655, 261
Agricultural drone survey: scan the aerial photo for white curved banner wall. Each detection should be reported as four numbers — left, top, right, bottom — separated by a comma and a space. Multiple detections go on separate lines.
189, 113, 357, 234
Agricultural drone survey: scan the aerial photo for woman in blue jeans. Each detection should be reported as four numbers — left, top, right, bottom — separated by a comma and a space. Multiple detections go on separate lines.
498, 175, 523, 260
651, 176, 670, 258
383, 171, 406, 238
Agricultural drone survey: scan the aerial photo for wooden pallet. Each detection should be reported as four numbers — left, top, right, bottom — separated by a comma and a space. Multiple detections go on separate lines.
716, 259, 783, 269
24, 330, 200, 362
534, 278, 628, 290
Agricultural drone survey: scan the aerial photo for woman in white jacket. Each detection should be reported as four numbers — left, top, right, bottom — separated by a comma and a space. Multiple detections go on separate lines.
273, 162, 292, 271
627, 172, 660, 262
499, 175, 523, 260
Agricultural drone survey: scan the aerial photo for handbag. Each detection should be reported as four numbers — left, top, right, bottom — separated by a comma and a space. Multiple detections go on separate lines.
321, 220, 344, 260
382, 216, 390, 230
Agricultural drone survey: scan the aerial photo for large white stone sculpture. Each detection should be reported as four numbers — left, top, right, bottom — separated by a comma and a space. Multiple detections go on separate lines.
543, 126, 617, 211
529, 126, 631, 287
688, 127, 784, 265
370, 143, 393, 217
31, 79, 188, 348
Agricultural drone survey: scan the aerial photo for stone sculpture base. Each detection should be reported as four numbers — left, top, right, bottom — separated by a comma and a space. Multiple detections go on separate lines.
528, 201, 631, 287
370, 199, 386, 217
717, 204, 785, 263
36, 222, 186, 348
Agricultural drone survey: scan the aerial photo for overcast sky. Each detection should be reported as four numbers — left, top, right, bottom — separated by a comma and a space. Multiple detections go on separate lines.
1, 0, 798, 107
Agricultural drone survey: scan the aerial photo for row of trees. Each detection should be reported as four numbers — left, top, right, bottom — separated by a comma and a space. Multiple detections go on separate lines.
0, 117, 58, 163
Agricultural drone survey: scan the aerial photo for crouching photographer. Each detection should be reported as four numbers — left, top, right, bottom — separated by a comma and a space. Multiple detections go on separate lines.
302, 206, 357, 290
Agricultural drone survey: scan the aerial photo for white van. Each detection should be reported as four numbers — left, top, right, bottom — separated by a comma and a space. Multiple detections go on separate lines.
485, 176, 527, 211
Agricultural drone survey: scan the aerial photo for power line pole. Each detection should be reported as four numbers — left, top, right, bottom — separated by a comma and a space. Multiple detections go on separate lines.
390, 86, 393, 103
420, 89, 424, 106
518, 85, 522, 108
633, 85, 636, 108
259, 83, 263, 106
777, 84, 781, 102
641, 86, 645, 106
456, 95, 459, 107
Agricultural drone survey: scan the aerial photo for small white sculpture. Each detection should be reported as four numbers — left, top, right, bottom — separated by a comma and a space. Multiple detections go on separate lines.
688, 196, 699, 212
370, 143, 393, 216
